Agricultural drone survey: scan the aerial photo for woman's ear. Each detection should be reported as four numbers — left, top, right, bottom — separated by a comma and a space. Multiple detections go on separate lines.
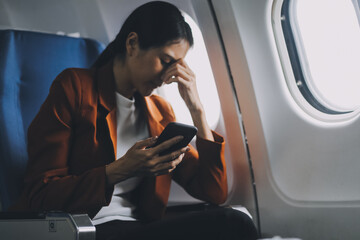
126, 32, 139, 57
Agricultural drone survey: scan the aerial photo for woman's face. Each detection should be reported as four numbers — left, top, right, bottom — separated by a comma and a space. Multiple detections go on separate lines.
128, 38, 190, 96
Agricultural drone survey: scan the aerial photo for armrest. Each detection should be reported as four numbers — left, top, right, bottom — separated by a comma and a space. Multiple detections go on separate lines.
0, 211, 95, 240
165, 202, 224, 219
165, 202, 253, 219
166, 202, 221, 213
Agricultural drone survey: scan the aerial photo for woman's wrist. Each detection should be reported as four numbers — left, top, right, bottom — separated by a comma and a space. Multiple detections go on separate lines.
105, 164, 116, 185
190, 107, 214, 141
105, 162, 129, 185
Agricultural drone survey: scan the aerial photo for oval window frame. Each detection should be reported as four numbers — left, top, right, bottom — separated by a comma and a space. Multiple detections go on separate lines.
272, 0, 360, 122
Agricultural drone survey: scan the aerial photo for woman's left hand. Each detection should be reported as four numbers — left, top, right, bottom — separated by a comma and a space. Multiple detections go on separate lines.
162, 59, 202, 112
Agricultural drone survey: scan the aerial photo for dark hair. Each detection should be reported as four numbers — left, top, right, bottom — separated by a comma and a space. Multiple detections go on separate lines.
92, 1, 193, 68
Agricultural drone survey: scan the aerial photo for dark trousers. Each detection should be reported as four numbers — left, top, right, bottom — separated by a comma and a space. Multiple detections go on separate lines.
95, 208, 258, 240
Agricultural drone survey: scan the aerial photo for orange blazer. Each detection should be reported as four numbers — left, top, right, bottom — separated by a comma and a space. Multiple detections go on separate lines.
11, 61, 227, 221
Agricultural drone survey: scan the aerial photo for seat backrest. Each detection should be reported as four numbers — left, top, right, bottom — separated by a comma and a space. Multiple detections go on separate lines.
0, 30, 104, 210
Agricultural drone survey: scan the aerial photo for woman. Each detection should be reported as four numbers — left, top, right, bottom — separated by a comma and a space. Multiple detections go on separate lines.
11, 1, 258, 239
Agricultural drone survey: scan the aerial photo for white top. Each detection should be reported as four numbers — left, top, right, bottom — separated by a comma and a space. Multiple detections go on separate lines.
92, 92, 149, 225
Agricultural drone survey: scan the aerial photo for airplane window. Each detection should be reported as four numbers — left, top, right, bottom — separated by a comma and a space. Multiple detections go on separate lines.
280, 0, 360, 114
157, 12, 221, 128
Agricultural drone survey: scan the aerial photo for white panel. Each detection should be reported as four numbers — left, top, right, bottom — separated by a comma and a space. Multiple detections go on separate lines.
213, 0, 360, 238
2, 0, 81, 33
190, 0, 257, 221
227, 0, 360, 203
0, 0, 108, 43
0, 0, 12, 28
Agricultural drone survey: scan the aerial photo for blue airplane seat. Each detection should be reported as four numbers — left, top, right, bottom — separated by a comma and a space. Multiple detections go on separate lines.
0, 29, 105, 211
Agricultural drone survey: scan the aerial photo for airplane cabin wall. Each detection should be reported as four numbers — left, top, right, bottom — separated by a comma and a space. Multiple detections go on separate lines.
212, 0, 360, 239
2, 0, 358, 239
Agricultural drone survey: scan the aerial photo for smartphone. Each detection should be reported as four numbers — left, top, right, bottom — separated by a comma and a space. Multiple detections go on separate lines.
152, 122, 198, 156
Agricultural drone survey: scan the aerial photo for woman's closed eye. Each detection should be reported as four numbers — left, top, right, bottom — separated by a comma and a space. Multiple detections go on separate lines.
160, 54, 177, 67
160, 59, 169, 65
160, 58, 173, 67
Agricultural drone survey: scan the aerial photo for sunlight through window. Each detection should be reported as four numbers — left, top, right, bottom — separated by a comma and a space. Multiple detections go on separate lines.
295, 0, 360, 111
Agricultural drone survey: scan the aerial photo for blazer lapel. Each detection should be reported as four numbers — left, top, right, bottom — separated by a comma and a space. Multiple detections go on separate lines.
105, 110, 117, 157
96, 61, 117, 158
136, 95, 174, 220
95, 63, 173, 220
143, 96, 167, 137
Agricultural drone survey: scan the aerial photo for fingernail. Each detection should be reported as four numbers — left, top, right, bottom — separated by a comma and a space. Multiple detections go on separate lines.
152, 136, 158, 141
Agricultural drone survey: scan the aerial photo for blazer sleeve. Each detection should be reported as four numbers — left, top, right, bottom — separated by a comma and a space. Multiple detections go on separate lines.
12, 70, 112, 215
172, 133, 228, 204
166, 111, 227, 204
